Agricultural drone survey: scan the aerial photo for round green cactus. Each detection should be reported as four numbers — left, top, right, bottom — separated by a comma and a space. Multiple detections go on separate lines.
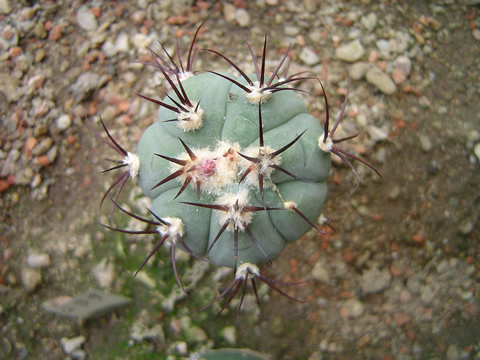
135, 71, 330, 270
91, 25, 380, 311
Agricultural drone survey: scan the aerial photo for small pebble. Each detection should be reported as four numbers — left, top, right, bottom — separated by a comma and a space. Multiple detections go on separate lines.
361, 12, 377, 31
420, 284, 436, 304
388, 185, 401, 200
92, 258, 115, 289
61, 336, 86, 355
299, 47, 320, 65
235, 9, 250, 27
20, 268, 42, 292
359, 267, 392, 295
77, 6, 98, 31
335, 39, 365, 62
56, 114, 71, 131
221, 326, 236, 345
341, 298, 365, 318
472, 28, 480, 41
365, 67, 396, 95
419, 134, 432, 152
375, 39, 393, 59
474, 143, 480, 163
348, 62, 370, 80
0, 0, 12, 14
311, 260, 330, 283
26, 253, 51, 268
223, 3, 236, 22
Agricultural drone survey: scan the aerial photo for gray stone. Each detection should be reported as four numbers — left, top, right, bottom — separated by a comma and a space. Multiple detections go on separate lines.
26, 253, 51, 268
92, 258, 115, 289
359, 267, 392, 295
31, 138, 53, 156
335, 40, 365, 62
71, 72, 107, 101
43, 289, 132, 320
223, 3, 236, 22
61, 336, 86, 355
420, 284, 436, 304
419, 134, 432, 152
361, 12, 377, 31
0, 0, 12, 14
342, 298, 365, 318
20, 268, 41, 292
221, 326, 236, 345
311, 260, 330, 283
388, 185, 401, 200
366, 67, 396, 95
474, 143, 480, 163
115, 32, 130, 53
473, 28, 480, 41
393, 55, 412, 77
101, 40, 118, 58
299, 47, 320, 65
368, 125, 389, 142
56, 114, 71, 131
284, 25, 300, 36
236, 9, 251, 27
0, 74, 21, 102
375, 39, 393, 59
446, 344, 460, 360
348, 62, 370, 80
77, 6, 98, 31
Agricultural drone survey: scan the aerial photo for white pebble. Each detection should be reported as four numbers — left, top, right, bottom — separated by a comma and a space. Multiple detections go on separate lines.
20, 268, 41, 292
299, 47, 320, 65
0, 0, 12, 15
61, 336, 86, 355
92, 258, 115, 289
77, 6, 98, 31
361, 12, 377, 31
366, 67, 396, 95
472, 28, 480, 41
419, 134, 432, 152
335, 39, 365, 62
56, 114, 72, 131
348, 62, 370, 80
26, 253, 51, 268
223, 3, 235, 22
393, 55, 412, 77
115, 32, 130, 53
235, 9, 250, 27
342, 298, 365, 318
474, 143, 480, 163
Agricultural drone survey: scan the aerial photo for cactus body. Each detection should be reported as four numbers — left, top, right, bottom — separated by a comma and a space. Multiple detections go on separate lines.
136, 72, 330, 269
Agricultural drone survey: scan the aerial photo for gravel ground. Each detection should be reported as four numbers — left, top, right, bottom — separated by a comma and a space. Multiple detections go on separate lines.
1, 0, 480, 359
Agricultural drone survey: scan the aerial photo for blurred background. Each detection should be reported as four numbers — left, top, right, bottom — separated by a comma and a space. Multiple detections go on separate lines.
1, 1, 479, 359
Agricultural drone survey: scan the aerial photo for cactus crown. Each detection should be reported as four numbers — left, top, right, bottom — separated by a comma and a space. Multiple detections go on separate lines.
90, 24, 380, 312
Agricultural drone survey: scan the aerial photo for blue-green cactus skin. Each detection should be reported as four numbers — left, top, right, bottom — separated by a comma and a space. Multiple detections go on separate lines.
136, 72, 331, 269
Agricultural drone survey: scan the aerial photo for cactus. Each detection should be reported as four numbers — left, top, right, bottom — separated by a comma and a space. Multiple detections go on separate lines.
90, 25, 380, 312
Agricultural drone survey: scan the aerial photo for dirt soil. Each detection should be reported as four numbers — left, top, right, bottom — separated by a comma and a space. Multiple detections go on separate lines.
1, 1, 479, 360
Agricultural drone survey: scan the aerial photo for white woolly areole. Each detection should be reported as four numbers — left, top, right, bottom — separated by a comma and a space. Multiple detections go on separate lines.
318, 133, 333, 153
178, 71, 194, 82
235, 262, 260, 279
124, 152, 140, 178
245, 81, 272, 104
177, 102, 204, 131
283, 200, 297, 210
216, 187, 253, 232
318, 214, 329, 226
210, 141, 241, 190
157, 217, 184, 243
170, 141, 241, 195
238, 145, 281, 188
